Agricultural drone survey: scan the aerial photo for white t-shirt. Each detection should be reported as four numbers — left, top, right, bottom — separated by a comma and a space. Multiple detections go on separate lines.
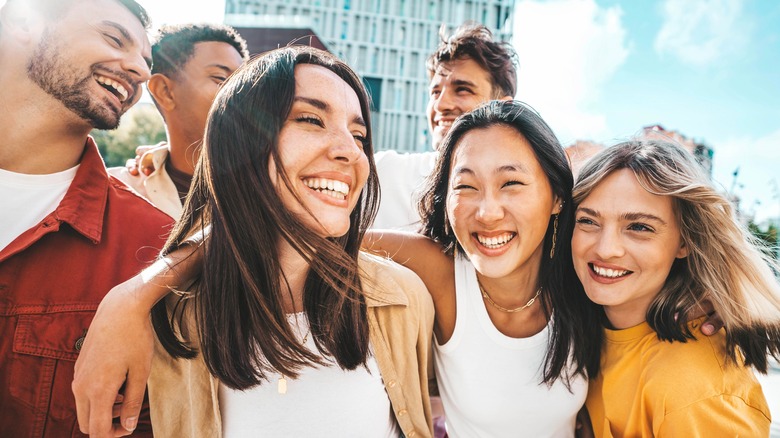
434, 256, 588, 438
218, 312, 400, 437
373, 150, 438, 231
0, 166, 79, 251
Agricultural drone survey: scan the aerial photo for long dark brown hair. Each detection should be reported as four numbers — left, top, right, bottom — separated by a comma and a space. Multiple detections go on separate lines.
151, 46, 380, 390
419, 100, 603, 386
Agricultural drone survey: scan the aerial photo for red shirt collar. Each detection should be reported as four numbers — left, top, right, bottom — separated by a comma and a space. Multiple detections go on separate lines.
53, 137, 110, 244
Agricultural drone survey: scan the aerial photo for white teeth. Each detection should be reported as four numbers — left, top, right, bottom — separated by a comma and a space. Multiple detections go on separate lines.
94, 74, 129, 102
476, 233, 515, 249
437, 120, 452, 127
303, 178, 349, 200
592, 265, 630, 278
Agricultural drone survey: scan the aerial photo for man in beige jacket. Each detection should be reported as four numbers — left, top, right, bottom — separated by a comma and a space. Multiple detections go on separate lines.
110, 23, 247, 217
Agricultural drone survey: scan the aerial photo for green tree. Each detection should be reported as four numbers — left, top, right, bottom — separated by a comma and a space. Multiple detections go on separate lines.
748, 221, 779, 260
92, 103, 166, 167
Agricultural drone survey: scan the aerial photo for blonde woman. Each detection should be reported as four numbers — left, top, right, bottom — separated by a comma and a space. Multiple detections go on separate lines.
572, 140, 779, 436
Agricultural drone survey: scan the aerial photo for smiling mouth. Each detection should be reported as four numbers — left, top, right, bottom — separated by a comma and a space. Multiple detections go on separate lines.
435, 120, 453, 130
590, 263, 632, 279
94, 74, 129, 102
303, 177, 349, 200
476, 232, 516, 249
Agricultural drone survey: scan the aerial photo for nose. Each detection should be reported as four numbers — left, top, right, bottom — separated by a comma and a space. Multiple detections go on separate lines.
593, 227, 625, 260
327, 128, 366, 164
123, 50, 152, 83
476, 190, 504, 224
433, 88, 456, 114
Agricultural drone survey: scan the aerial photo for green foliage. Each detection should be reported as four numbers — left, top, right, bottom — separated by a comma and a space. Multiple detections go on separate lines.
92, 103, 166, 167
749, 221, 779, 260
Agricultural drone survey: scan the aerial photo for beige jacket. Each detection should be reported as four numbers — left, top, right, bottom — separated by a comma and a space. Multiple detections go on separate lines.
147, 252, 435, 437
107, 143, 182, 218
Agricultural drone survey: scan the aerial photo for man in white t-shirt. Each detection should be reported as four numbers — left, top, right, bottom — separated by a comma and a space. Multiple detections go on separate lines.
0, 0, 172, 435
372, 22, 517, 230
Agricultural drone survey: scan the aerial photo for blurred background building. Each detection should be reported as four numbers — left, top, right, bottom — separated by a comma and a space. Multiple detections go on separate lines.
224, 0, 515, 152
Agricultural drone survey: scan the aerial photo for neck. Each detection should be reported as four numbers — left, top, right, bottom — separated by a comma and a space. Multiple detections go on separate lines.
166, 128, 199, 176
604, 302, 650, 330
476, 250, 543, 307
0, 81, 92, 174
277, 239, 310, 313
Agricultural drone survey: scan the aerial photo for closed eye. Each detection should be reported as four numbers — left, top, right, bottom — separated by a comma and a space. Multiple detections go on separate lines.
502, 180, 525, 188
104, 33, 123, 48
453, 184, 476, 190
353, 133, 368, 146
295, 115, 323, 127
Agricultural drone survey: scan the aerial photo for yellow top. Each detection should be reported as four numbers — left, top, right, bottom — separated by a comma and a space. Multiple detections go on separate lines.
586, 318, 771, 437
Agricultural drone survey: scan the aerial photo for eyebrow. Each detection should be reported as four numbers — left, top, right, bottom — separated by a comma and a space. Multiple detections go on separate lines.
429, 77, 477, 90
208, 64, 235, 75
293, 96, 366, 127
102, 21, 152, 68
577, 207, 668, 225
452, 162, 529, 176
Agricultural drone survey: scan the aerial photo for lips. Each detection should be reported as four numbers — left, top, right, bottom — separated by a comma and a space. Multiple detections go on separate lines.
589, 263, 632, 279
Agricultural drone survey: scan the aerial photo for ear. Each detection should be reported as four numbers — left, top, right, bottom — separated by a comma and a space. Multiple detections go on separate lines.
551, 196, 564, 215
676, 240, 689, 259
147, 74, 176, 112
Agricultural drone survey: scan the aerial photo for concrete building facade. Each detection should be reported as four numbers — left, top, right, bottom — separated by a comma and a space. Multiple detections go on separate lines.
225, 0, 514, 152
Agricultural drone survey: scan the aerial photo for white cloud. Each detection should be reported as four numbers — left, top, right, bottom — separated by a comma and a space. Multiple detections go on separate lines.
712, 128, 780, 222
654, 0, 750, 67
512, 0, 629, 145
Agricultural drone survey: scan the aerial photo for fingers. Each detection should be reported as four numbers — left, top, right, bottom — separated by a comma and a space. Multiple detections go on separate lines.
74, 387, 90, 434
118, 371, 148, 434
125, 157, 140, 176
138, 151, 156, 176
87, 388, 120, 438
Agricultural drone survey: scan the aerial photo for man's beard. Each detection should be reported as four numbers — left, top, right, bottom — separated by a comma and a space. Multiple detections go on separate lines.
26, 29, 125, 130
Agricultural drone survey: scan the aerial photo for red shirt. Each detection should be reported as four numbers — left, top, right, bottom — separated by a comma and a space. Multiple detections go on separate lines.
0, 139, 173, 437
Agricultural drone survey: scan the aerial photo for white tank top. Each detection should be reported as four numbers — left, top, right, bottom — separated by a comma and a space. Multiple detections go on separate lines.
218, 312, 400, 437
433, 256, 588, 438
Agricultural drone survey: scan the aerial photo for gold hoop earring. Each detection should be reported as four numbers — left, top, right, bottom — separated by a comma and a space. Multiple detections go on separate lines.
549, 213, 559, 259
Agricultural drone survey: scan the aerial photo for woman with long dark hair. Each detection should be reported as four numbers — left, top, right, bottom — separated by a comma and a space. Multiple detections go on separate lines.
365, 100, 603, 436
75, 46, 434, 437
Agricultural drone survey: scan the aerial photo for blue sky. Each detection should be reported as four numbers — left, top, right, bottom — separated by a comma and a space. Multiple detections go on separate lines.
4, 0, 777, 220
512, 0, 780, 222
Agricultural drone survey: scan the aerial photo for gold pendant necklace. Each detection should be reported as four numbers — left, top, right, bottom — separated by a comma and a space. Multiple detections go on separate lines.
478, 279, 541, 313
277, 326, 311, 395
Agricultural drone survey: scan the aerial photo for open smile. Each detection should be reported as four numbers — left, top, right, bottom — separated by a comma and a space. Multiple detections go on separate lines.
589, 263, 632, 279
303, 177, 350, 201
475, 232, 516, 249
94, 73, 130, 103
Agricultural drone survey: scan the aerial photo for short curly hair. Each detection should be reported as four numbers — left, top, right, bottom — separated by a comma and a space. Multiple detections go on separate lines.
151, 23, 249, 76
426, 21, 518, 98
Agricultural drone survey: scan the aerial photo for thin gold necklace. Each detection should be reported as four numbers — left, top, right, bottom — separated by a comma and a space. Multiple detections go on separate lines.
277, 324, 311, 395
478, 279, 541, 313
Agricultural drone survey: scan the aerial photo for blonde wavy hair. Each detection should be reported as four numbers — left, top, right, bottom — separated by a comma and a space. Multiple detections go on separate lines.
573, 139, 780, 372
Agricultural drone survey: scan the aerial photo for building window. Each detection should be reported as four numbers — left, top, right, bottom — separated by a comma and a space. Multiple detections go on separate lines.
363, 77, 383, 111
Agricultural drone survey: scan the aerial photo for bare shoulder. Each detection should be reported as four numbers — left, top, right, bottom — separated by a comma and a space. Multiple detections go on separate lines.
358, 252, 435, 318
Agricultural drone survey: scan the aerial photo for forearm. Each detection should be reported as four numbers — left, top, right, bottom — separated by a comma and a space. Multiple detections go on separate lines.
135, 244, 201, 309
